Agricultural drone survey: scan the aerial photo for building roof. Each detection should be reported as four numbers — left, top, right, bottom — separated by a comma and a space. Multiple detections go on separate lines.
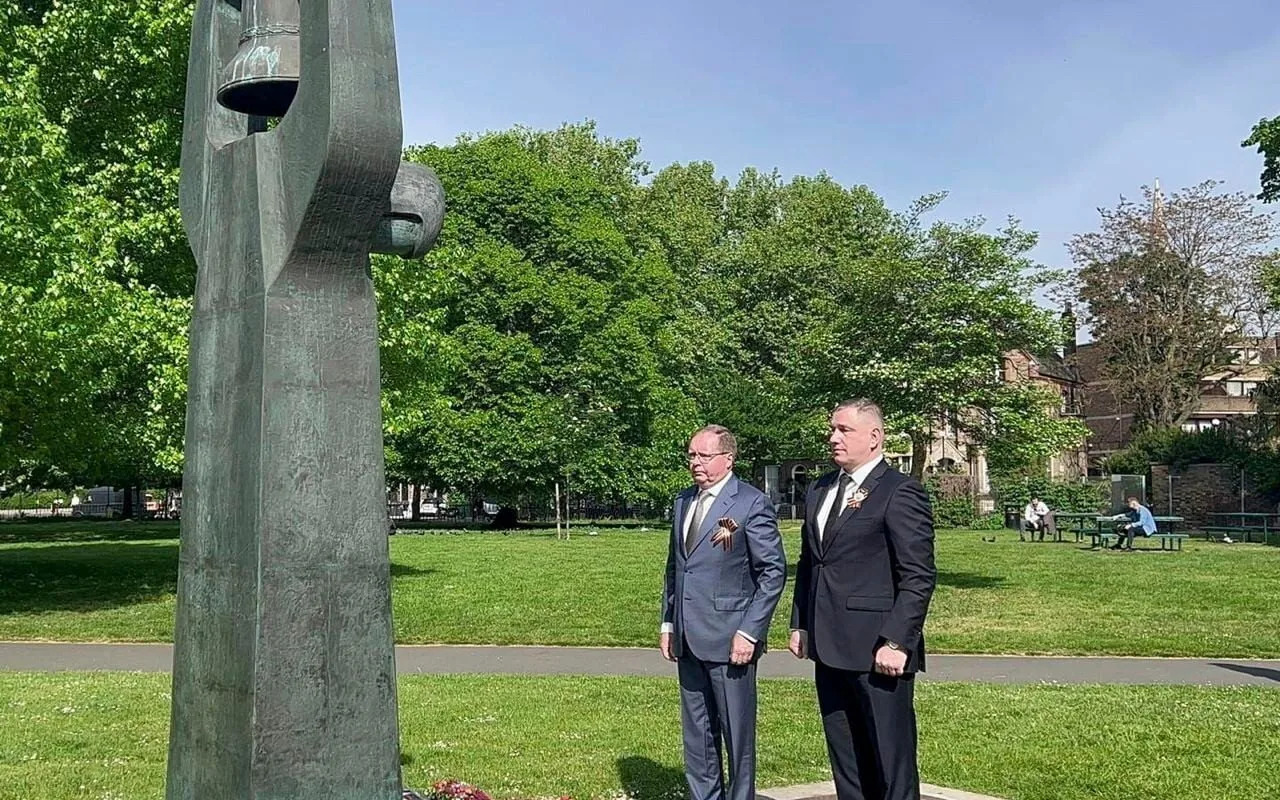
1031, 350, 1080, 383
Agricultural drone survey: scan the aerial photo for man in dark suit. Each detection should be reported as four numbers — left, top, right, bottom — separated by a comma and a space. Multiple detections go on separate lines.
789, 399, 937, 800
661, 424, 787, 800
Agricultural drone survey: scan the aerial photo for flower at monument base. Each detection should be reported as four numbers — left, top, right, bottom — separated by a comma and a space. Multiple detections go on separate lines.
408, 779, 492, 800
405, 779, 574, 800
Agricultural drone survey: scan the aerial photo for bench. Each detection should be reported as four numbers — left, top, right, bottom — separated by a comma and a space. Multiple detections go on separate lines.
1200, 526, 1269, 543
1096, 532, 1188, 551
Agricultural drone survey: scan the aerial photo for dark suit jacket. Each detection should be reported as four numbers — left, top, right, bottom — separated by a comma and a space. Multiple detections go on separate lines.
662, 475, 787, 663
789, 459, 936, 673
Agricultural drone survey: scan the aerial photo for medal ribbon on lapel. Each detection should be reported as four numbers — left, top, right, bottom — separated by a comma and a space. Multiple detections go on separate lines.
846, 486, 870, 510
710, 517, 738, 550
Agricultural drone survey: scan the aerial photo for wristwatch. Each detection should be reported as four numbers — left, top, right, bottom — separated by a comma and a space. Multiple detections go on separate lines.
883, 640, 903, 651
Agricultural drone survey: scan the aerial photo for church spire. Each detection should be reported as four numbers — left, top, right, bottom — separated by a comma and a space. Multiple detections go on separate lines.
1150, 178, 1166, 243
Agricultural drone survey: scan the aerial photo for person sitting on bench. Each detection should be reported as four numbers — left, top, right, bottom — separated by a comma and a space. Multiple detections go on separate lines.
1021, 496, 1050, 541
1110, 496, 1156, 550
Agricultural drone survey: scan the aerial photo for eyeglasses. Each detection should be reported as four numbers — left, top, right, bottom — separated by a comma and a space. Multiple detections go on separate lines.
686, 451, 729, 463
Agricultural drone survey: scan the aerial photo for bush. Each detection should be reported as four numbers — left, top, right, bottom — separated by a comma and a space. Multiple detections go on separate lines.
930, 494, 978, 528
1104, 426, 1280, 501
0, 490, 72, 510
995, 477, 1107, 513
924, 476, 992, 528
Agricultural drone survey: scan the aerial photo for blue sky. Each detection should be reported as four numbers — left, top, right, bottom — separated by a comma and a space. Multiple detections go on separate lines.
392, 0, 1279, 282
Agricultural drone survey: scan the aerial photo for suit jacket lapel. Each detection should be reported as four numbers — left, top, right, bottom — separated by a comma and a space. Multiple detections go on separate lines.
822, 460, 890, 552
687, 476, 739, 557
813, 472, 837, 557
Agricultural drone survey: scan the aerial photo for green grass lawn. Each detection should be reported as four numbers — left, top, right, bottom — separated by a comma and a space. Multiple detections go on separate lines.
2, 520, 1279, 657
0, 672, 1275, 800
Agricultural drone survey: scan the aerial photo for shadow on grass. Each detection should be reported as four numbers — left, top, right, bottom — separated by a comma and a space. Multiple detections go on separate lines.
0, 541, 180, 614
937, 570, 1005, 590
0, 540, 432, 615
783, 563, 1004, 591
617, 755, 685, 800
0, 519, 180, 545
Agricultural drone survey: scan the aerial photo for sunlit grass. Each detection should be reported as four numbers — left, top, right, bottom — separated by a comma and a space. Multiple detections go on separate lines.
0, 672, 1276, 800
2, 521, 1278, 657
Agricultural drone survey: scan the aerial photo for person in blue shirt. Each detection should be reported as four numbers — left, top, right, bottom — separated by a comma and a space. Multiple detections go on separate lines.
1111, 496, 1157, 550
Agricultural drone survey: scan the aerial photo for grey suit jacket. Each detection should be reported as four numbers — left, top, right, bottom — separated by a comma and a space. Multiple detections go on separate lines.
662, 475, 787, 663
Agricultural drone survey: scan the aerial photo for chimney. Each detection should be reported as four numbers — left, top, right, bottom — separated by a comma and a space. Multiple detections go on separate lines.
1061, 302, 1078, 357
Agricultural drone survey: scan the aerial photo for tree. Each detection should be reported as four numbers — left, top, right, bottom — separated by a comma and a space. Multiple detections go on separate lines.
0, 1, 192, 494
376, 123, 696, 512
1069, 181, 1280, 430
982, 383, 1089, 483
640, 164, 1083, 480
790, 193, 1076, 478
1243, 116, 1280, 203
634, 163, 818, 468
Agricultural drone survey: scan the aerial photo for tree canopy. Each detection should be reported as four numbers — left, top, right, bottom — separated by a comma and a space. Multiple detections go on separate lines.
1069, 181, 1279, 431
2, 1, 1083, 501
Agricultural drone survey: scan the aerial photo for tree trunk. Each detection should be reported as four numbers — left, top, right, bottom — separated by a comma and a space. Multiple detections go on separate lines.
492, 505, 519, 530
554, 481, 562, 539
910, 434, 929, 481
411, 483, 421, 522
122, 484, 136, 519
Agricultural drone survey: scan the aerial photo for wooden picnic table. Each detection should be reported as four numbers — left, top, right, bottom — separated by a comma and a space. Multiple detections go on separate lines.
1090, 515, 1185, 548
1205, 512, 1277, 527
1051, 511, 1103, 543
1203, 512, 1279, 543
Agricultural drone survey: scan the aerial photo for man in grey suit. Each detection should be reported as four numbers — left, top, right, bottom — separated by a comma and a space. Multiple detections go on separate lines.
661, 424, 787, 800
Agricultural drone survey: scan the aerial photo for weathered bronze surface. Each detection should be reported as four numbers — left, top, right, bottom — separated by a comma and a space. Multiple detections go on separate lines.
168, 1, 443, 797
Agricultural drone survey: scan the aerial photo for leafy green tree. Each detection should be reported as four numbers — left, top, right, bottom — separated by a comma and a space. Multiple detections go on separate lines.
1243, 116, 1280, 203
791, 193, 1070, 478
377, 124, 696, 510
634, 163, 813, 468
0, 1, 192, 495
982, 383, 1089, 483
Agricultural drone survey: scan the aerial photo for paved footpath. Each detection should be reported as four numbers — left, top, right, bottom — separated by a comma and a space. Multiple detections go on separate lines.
2, 642, 1278, 685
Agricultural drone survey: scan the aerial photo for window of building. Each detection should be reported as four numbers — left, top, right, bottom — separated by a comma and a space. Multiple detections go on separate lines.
1229, 347, 1261, 365
1181, 419, 1219, 433
1225, 381, 1259, 397
886, 455, 912, 473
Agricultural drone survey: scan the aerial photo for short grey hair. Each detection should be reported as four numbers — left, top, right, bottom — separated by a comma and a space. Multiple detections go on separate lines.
692, 424, 738, 458
833, 398, 885, 428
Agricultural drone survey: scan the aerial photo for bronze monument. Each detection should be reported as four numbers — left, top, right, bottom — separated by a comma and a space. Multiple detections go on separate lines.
168, 1, 443, 796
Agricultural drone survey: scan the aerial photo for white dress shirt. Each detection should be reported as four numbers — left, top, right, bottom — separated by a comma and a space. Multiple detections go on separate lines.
681, 471, 732, 546
792, 455, 884, 644
662, 472, 756, 643
815, 455, 883, 541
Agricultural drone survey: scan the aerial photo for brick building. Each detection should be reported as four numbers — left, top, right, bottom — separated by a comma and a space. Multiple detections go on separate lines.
877, 308, 1089, 503
1077, 336, 1280, 471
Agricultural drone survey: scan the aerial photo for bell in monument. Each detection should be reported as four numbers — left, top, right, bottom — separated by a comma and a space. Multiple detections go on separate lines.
216, 0, 301, 117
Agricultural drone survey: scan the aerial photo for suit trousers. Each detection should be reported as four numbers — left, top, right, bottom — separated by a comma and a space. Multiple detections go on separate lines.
815, 661, 920, 800
678, 649, 758, 800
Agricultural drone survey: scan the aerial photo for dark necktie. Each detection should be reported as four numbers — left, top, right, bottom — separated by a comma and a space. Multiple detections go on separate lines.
686, 491, 711, 555
822, 473, 852, 542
